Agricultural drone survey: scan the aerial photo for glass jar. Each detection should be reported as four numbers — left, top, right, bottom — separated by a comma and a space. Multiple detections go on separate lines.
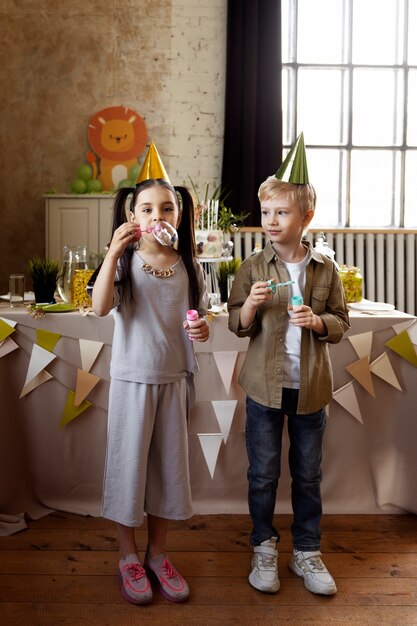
57, 245, 88, 302
339, 265, 363, 303
71, 268, 94, 308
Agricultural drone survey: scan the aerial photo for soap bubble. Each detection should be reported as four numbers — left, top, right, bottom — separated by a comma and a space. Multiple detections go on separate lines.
152, 221, 178, 247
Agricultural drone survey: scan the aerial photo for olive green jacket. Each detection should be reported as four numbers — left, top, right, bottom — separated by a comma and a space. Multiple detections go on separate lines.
228, 241, 350, 414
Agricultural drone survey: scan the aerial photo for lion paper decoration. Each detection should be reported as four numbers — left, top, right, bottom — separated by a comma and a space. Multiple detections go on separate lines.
87, 106, 147, 191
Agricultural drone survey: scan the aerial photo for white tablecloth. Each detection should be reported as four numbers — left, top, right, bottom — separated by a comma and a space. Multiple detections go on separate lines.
1, 304, 416, 535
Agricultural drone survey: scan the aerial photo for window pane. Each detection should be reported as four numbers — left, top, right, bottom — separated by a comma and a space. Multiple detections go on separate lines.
352, 0, 404, 64
297, 0, 345, 63
408, 0, 417, 64
350, 151, 396, 226
404, 151, 417, 227
352, 69, 403, 145
298, 69, 346, 145
407, 70, 417, 146
308, 149, 345, 227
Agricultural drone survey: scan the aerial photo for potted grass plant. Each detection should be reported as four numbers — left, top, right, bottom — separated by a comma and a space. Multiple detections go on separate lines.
28, 256, 61, 304
216, 257, 242, 303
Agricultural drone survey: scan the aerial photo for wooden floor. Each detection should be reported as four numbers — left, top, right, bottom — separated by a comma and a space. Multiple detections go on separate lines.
0, 513, 416, 625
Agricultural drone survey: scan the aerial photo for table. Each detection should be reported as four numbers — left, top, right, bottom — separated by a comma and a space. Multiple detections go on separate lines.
1, 304, 416, 536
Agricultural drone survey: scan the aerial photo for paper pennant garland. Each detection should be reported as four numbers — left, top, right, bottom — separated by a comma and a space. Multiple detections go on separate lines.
0, 318, 16, 342
369, 352, 402, 391
74, 368, 100, 406
211, 400, 237, 443
36, 329, 61, 352
197, 433, 223, 479
0, 316, 17, 328
345, 356, 375, 397
392, 319, 416, 335
79, 339, 104, 373
332, 381, 363, 423
23, 344, 56, 389
405, 319, 417, 345
0, 336, 19, 358
213, 351, 238, 395
20, 370, 53, 398
59, 390, 92, 428
385, 330, 417, 367
347, 331, 373, 359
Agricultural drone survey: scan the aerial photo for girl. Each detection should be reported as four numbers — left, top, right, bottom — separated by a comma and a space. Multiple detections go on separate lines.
92, 177, 209, 605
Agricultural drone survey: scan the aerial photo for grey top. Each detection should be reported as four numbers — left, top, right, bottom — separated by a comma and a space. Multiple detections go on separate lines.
110, 253, 208, 384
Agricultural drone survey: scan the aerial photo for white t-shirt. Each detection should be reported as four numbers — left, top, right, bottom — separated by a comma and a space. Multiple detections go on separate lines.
281, 248, 311, 388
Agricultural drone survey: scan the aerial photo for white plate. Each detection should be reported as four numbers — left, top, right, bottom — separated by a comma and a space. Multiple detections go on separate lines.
348, 299, 395, 312
0, 291, 35, 302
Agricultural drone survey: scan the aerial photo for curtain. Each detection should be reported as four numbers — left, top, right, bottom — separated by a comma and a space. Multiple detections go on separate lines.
221, 0, 282, 226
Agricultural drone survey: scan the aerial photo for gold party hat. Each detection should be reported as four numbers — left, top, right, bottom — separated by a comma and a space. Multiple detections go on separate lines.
275, 132, 309, 184
136, 141, 171, 184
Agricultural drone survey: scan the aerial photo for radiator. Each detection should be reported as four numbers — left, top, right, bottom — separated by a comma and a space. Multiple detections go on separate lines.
229, 228, 417, 316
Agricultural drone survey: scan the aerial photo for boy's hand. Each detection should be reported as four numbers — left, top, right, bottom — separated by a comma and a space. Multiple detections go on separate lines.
289, 304, 325, 334
247, 281, 274, 307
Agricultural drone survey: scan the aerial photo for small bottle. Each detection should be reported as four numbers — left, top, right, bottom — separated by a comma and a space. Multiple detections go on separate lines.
288, 295, 303, 317
186, 309, 199, 340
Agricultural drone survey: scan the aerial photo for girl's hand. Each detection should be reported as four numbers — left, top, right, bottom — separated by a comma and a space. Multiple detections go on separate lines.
106, 223, 138, 259
289, 304, 325, 334
183, 317, 210, 342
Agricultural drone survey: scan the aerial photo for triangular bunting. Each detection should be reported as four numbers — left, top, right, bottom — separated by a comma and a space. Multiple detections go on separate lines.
0, 316, 17, 328
79, 339, 104, 372
211, 400, 237, 443
347, 331, 373, 359
0, 336, 19, 358
392, 319, 416, 335
74, 369, 100, 406
36, 329, 61, 352
197, 434, 223, 479
20, 370, 53, 398
0, 318, 16, 342
370, 352, 402, 391
23, 344, 56, 389
345, 356, 375, 397
332, 381, 363, 423
59, 390, 92, 428
385, 330, 417, 367
405, 319, 417, 345
213, 351, 238, 395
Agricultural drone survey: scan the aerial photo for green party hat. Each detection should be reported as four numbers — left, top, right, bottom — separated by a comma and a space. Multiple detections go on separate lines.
136, 141, 171, 184
275, 132, 309, 184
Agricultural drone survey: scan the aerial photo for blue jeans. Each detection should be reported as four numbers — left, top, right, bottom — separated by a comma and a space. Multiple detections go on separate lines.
246, 389, 326, 550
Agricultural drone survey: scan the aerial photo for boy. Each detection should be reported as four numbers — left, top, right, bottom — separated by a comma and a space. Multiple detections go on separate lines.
227, 133, 349, 596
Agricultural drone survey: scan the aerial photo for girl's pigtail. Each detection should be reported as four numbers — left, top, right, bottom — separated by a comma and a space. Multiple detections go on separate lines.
175, 185, 200, 310
112, 187, 136, 303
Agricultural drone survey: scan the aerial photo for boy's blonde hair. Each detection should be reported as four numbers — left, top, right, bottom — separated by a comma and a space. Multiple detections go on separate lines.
258, 176, 317, 217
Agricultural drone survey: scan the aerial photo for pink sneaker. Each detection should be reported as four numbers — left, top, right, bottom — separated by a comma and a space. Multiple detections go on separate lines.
144, 553, 190, 603
118, 554, 153, 604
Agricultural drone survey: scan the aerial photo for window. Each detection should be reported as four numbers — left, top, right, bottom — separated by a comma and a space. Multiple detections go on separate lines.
282, 0, 417, 228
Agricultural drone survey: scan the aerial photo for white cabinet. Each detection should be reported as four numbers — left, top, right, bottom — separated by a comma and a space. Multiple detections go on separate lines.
45, 194, 114, 264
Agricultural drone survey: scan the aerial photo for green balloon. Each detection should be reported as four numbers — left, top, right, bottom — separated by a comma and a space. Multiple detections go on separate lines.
118, 178, 134, 189
86, 179, 103, 193
129, 163, 141, 181
71, 178, 87, 194
76, 163, 93, 181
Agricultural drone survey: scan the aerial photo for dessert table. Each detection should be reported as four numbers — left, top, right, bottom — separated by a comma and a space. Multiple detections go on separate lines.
1, 303, 416, 536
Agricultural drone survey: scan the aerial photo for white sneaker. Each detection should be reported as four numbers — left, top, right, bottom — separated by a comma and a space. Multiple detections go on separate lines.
289, 550, 337, 595
248, 537, 280, 593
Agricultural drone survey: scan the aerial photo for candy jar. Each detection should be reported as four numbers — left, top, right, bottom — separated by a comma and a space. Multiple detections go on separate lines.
338, 265, 363, 303
57, 245, 88, 302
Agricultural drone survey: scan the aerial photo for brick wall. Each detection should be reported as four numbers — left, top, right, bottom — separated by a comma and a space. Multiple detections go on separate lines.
0, 0, 227, 291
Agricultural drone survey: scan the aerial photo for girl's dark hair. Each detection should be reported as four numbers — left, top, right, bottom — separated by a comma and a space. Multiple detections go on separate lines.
91, 179, 201, 309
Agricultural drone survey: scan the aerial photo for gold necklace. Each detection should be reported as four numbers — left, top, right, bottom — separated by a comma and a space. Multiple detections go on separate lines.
142, 263, 175, 278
